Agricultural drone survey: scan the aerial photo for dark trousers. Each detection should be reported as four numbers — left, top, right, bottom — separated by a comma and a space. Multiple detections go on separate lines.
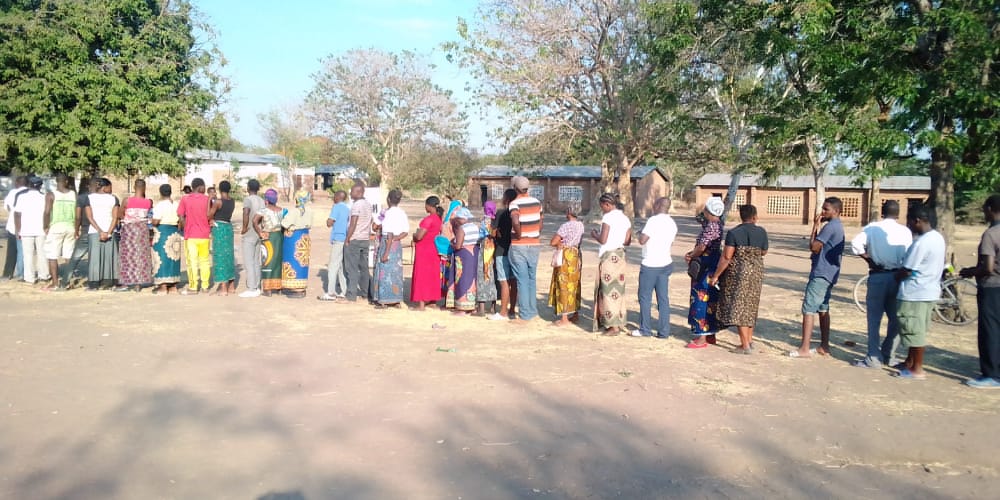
978, 287, 1000, 379
2, 233, 17, 278
344, 239, 371, 302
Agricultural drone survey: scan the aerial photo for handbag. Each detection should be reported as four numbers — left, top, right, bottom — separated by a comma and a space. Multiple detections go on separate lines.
551, 247, 563, 267
687, 258, 703, 280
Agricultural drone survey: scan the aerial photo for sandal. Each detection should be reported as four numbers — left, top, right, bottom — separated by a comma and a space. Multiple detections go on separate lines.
180, 288, 199, 296
896, 369, 927, 380
686, 342, 708, 349
788, 348, 817, 358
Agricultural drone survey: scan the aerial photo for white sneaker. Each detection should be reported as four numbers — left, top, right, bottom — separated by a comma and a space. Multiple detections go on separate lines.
630, 329, 647, 337
238, 289, 261, 298
487, 312, 507, 321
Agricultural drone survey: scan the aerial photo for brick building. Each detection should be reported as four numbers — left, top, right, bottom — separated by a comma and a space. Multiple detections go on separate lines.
467, 165, 670, 218
694, 174, 931, 225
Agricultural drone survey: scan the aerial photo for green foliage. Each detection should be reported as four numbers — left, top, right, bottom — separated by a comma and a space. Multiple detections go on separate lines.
325, 181, 354, 198
394, 143, 476, 199
0, 0, 229, 176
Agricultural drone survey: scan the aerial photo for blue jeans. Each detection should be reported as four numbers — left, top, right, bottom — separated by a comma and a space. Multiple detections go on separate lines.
509, 244, 540, 320
638, 263, 673, 337
866, 271, 901, 365
14, 237, 23, 278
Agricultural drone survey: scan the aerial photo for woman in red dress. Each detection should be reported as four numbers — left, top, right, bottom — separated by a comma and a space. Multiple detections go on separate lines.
410, 196, 444, 310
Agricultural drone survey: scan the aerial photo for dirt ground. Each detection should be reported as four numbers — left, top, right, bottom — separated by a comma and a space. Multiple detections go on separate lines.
1, 198, 997, 500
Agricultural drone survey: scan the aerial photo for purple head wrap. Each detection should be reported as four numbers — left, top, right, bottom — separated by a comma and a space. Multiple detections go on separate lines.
484, 200, 497, 219
264, 189, 278, 204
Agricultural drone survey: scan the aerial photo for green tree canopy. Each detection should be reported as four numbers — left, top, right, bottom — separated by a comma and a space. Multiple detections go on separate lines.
0, 0, 229, 176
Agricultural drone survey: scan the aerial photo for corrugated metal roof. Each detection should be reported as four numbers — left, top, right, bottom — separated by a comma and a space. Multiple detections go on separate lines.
694, 173, 930, 190
473, 165, 660, 180
316, 165, 367, 177
187, 149, 285, 165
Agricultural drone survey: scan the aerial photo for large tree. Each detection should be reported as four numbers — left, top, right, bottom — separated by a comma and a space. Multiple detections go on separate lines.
257, 105, 322, 200
451, 0, 697, 216
0, 0, 229, 176
306, 48, 466, 190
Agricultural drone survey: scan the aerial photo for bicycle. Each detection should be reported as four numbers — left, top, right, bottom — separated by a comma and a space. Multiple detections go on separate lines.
852, 261, 978, 326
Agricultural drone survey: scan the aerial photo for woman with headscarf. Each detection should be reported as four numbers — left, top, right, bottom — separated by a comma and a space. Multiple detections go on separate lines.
410, 196, 444, 310
116, 179, 153, 292
709, 204, 768, 354
208, 180, 237, 296
253, 189, 285, 296
436, 198, 464, 300
590, 193, 632, 335
151, 184, 182, 294
446, 207, 479, 315
549, 206, 585, 327
475, 201, 499, 316
685, 197, 725, 348
280, 189, 312, 298
373, 189, 408, 308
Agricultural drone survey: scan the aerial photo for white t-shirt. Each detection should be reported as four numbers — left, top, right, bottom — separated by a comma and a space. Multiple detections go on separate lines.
850, 218, 912, 269
152, 199, 179, 226
4, 187, 26, 233
640, 213, 677, 267
381, 206, 409, 236
598, 209, 630, 257
13, 189, 45, 237
88, 193, 119, 234
898, 229, 946, 302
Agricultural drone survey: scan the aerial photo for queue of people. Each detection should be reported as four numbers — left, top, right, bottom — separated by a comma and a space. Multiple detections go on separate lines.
5, 172, 999, 386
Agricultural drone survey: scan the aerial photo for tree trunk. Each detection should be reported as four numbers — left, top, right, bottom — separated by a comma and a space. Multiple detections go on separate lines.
590, 159, 617, 221
721, 170, 743, 225
927, 146, 955, 256
868, 169, 882, 225
616, 156, 634, 218
813, 167, 826, 217
805, 140, 826, 217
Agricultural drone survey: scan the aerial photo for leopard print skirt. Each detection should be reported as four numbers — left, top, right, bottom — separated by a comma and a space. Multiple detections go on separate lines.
717, 246, 765, 328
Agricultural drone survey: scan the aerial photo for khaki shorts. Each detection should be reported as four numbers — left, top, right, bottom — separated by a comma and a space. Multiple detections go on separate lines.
44, 229, 76, 260
898, 300, 934, 348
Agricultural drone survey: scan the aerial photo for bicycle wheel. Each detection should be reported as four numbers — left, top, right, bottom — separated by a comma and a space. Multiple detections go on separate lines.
853, 275, 868, 313
934, 278, 978, 326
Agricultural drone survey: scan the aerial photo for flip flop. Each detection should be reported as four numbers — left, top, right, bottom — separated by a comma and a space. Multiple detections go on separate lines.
788, 348, 817, 358
896, 369, 927, 380
686, 342, 708, 349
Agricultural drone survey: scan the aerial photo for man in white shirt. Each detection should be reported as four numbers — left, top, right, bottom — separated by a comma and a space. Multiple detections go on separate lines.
850, 200, 913, 368
2, 176, 27, 280
13, 177, 51, 284
632, 197, 678, 338
894, 204, 946, 380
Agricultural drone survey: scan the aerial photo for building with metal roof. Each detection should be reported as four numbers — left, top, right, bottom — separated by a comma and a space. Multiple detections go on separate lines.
694, 174, 932, 225
468, 165, 670, 217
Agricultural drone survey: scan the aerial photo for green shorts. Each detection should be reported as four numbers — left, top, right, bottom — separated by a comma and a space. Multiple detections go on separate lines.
897, 300, 934, 348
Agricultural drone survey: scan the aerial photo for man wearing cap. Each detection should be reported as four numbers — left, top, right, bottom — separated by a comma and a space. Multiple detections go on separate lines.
791, 197, 845, 358
850, 200, 912, 368
508, 175, 543, 322
13, 176, 51, 284
2, 176, 28, 280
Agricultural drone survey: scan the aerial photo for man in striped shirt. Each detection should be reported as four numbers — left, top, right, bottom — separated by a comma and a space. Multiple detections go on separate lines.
508, 175, 543, 322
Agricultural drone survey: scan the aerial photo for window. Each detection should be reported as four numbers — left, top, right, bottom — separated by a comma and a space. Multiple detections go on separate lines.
729, 193, 746, 213
767, 195, 801, 216
558, 185, 583, 202
841, 197, 861, 218
529, 185, 544, 200
491, 184, 505, 200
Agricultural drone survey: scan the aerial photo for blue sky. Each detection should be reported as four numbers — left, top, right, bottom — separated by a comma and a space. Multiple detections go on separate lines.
194, 0, 490, 151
